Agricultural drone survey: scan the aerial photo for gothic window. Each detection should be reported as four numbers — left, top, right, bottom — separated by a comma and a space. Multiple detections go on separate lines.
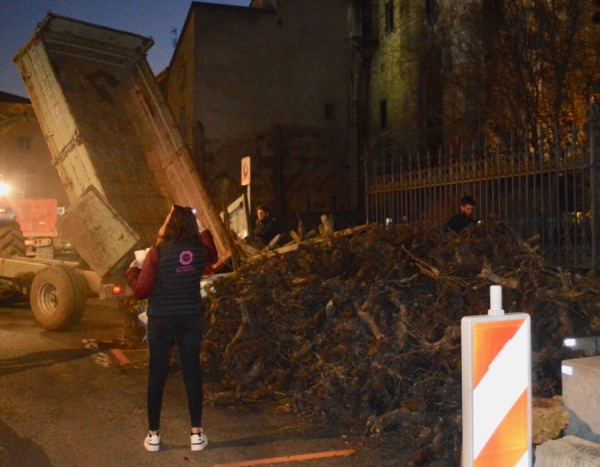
361, 0, 376, 40
380, 100, 388, 130
18, 137, 32, 151
178, 62, 186, 88
385, 1, 394, 32
593, 0, 600, 24
425, 0, 437, 23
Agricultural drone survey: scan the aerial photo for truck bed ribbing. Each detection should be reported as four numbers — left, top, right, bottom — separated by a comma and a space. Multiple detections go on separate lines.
13, 13, 233, 279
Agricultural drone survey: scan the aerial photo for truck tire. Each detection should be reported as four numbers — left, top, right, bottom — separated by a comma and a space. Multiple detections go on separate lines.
0, 224, 25, 257
31, 266, 85, 331
56, 265, 87, 327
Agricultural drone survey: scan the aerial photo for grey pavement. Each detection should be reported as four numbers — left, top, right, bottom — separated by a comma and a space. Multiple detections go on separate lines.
0, 298, 409, 467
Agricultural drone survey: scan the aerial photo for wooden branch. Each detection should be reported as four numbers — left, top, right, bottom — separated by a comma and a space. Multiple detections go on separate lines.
321, 214, 334, 235
223, 303, 251, 359
289, 230, 302, 243
245, 225, 372, 262
235, 240, 262, 257
354, 301, 387, 341
367, 408, 423, 435
401, 246, 440, 278
478, 265, 519, 289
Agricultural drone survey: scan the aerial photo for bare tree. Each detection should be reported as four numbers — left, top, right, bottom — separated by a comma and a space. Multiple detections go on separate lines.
444, 0, 599, 151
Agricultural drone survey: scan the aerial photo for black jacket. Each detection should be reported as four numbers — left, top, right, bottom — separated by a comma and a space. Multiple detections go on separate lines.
254, 218, 281, 244
444, 213, 475, 233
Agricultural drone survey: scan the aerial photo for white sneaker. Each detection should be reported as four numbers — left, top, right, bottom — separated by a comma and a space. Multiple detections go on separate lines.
144, 432, 160, 452
190, 430, 208, 451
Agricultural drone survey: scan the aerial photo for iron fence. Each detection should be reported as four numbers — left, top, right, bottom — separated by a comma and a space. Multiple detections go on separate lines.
366, 109, 600, 271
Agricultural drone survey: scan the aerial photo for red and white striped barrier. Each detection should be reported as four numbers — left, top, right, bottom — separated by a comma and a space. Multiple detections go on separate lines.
461, 285, 532, 467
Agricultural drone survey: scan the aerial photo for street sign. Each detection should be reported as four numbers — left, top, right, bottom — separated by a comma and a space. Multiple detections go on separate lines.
241, 157, 251, 186
461, 286, 532, 467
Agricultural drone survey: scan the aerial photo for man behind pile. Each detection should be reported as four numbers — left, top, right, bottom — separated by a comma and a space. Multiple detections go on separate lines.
445, 195, 476, 233
254, 205, 282, 245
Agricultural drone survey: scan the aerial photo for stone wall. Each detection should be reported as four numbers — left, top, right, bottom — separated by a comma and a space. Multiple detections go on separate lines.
162, 1, 355, 226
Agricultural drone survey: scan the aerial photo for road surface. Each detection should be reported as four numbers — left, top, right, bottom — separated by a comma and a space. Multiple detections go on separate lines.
0, 297, 409, 467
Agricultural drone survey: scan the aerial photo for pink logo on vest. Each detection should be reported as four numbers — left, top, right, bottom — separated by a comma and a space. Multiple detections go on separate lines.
177, 250, 195, 273
180, 251, 193, 265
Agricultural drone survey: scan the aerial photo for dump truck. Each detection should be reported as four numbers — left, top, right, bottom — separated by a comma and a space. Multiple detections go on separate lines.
8, 13, 236, 331
0, 196, 76, 260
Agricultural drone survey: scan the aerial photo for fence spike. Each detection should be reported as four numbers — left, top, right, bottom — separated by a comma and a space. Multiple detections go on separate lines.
483, 134, 488, 159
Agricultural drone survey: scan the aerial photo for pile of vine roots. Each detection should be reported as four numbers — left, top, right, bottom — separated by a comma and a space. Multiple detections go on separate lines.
200, 222, 600, 466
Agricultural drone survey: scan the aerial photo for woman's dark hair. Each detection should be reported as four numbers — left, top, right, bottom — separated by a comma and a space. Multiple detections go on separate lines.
157, 205, 202, 246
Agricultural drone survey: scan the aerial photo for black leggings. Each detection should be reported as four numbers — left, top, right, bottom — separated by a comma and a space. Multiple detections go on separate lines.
147, 314, 203, 431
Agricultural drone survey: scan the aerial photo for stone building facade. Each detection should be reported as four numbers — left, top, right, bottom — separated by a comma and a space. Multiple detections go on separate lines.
0, 91, 69, 207
159, 0, 356, 229
347, 0, 448, 169
348, 0, 599, 167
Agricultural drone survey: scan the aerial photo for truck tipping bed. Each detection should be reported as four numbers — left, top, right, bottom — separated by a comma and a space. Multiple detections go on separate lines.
13, 13, 233, 279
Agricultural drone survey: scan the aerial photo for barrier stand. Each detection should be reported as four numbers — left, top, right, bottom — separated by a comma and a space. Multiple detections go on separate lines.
461, 285, 532, 467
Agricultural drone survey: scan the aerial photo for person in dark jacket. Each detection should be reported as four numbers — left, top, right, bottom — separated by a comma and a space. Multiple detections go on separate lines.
128, 205, 218, 453
254, 205, 281, 245
445, 195, 476, 233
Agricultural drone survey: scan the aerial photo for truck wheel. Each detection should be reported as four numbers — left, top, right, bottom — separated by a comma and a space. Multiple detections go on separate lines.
31, 266, 85, 331
56, 265, 87, 327
0, 225, 25, 257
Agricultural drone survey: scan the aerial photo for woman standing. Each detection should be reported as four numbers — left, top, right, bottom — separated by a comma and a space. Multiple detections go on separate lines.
127, 205, 218, 452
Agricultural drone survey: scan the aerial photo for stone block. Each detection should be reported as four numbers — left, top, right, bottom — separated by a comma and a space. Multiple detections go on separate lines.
562, 356, 600, 443
532, 396, 569, 445
534, 436, 600, 467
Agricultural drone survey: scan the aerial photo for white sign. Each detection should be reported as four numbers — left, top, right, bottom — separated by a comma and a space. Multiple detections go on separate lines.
461, 286, 532, 467
241, 157, 251, 186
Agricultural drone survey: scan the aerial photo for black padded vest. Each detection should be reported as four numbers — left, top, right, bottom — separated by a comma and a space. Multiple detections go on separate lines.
147, 241, 206, 316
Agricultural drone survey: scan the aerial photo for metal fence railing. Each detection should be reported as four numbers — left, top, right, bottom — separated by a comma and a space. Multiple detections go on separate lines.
366, 110, 600, 270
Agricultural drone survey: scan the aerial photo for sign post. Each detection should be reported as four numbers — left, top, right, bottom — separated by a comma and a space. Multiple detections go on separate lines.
241, 156, 251, 217
461, 285, 532, 467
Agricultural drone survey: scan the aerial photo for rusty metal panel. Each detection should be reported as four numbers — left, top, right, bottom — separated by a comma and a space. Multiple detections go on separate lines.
10, 198, 58, 238
56, 186, 140, 278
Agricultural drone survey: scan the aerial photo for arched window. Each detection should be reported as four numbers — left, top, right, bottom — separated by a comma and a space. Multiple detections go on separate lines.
425, 0, 437, 23
385, 1, 395, 31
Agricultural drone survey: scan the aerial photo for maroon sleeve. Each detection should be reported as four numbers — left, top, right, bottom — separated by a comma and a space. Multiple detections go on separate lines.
127, 246, 159, 299
201, 230, 218, 266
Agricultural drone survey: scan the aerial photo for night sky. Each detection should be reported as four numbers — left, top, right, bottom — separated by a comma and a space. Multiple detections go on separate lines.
1, 0, 250, 98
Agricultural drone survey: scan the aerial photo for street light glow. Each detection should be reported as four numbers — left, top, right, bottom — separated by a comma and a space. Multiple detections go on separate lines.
0, 182, 11, 197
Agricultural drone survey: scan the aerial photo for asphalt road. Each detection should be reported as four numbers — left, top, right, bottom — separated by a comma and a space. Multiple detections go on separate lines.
0, 297, 410, 467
